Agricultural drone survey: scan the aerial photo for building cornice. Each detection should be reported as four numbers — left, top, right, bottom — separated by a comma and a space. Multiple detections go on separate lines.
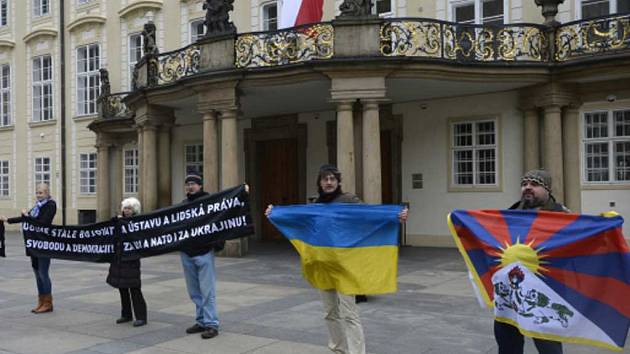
118, 0, 163, 19
0, 39, 15, 49
23, 29, 58, 43
66, 15, 107, 33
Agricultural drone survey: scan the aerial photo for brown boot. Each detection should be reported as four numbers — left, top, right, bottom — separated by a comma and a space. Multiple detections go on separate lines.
31, 295, 44, 313
34, 294, 53, 313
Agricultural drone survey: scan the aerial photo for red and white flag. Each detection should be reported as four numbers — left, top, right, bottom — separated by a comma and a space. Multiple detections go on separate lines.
280, 0, 324, 28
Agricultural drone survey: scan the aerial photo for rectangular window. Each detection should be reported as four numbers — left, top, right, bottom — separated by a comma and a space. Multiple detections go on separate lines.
34, 157, 51, 188
452, 0, 504, 24
33, 55, 54, 122
451, 120, 497, 186
262, 2, 278, 31
190, 19, 206, 42
76, 44, 100, 116
583, 110, 630, 183
1, 0, 8, 26
0, 160, 8, 197
185, 144, 203, 178
581, 0, 610, 19
375, 0, 393, 15
80, 153, 97, 194
0, 64, 9, 126
620, 0, 630, 13
128, 34, 143, 89
124, 149, 139, 194
33, 0, 49, 17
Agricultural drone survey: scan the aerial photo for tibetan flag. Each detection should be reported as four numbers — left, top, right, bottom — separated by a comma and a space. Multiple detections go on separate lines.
280, 0, 324, 28
268, 204, 402, 295
448, 209, 630, 351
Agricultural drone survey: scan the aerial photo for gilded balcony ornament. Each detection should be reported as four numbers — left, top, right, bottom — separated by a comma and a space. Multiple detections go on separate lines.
98, 92, 131, 120
235, 23, 334, 68
497, 26, 548, 61
443, 25, 495, 61
157, 45, 201, 85
380, 21, 442, 57
555, 14, 630, 61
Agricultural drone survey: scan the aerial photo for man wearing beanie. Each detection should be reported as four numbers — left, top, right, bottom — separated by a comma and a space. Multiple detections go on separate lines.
494, 169, 569, 354
180, 174, 223, 340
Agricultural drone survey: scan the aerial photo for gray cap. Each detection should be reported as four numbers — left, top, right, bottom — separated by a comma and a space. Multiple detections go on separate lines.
521, 169, 552, 192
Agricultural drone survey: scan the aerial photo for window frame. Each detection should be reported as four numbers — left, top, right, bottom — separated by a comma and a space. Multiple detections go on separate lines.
32, 55, 54, 122
582, 108, 630, 185
0, 160, 9, 197
33, 0, 50, 17
190, 18, 206, 43
0, 63, 10, 126
123, 148, 139, 194
261, 1, 278, 31
373, 0, 396, 17
76, 43, 101, 117
34, 156, 51, 190
0, 0, 8, 27
448, 117, 501, 191
128, 33, 143, 89
79, 152, 97, 194
576, 0, 628, 19
184, 143, 204, 178
449, 0, 507, 25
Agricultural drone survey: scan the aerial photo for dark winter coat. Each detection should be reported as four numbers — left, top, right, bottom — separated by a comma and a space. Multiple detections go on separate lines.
180, 190, 225, 257
106, 258, 141, 289
509, 195, 569, 212
7, 199, 57, 225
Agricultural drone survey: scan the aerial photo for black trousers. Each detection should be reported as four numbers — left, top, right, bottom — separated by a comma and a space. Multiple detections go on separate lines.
119, 288, 147, 321
494, 320, 563, 354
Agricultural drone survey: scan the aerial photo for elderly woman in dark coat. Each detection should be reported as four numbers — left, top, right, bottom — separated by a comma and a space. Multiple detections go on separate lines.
107, 197, 147, 327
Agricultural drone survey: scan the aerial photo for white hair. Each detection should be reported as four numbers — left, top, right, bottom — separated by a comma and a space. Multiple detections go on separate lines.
120, 197, 141, 215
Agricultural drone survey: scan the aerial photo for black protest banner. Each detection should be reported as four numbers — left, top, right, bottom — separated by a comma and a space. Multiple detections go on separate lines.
0, 221, 5, 257
120, 184, 253, 260
22, 219, 116, 262
20, 184, 253, 262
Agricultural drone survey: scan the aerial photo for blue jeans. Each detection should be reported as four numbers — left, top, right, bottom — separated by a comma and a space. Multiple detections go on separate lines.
180, 251, 219, 329
31, 257, 52, 295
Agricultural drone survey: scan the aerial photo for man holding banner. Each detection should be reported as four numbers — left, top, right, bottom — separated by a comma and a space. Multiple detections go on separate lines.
180, 175, 223, 340
267, 164, 407, 354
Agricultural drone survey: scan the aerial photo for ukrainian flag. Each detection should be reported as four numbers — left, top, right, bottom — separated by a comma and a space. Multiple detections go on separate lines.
268, 204, 402, 295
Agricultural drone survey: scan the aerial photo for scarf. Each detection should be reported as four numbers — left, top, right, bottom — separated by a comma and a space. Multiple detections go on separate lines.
30, 198, 50, 218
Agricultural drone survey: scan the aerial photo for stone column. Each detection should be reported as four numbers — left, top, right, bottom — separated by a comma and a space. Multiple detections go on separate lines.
96, 140, 110, 221
336, 100, 356, 194
111, 145, 123, 217
220, 107, 245, 256
137, 128, 144, 203
542, 105, 564, 203
523, 108, 540, 171
362, 99, 382, 204
157, 124, 172, 207
141, 124, 158, 211
562, 106, 581, 212
220, 108, 240, 187
202, 111, 219, 193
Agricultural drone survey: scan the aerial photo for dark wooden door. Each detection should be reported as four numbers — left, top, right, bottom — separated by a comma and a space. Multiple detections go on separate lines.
258, 139, 299, 241
381, 130, 393, 204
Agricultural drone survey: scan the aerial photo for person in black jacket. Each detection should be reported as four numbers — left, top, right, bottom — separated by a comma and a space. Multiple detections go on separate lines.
107, 197, 147, 327
180, 174, 224, 340
1, 183, 56, 313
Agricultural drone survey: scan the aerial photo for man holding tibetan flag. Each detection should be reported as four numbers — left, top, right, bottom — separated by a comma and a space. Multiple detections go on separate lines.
448, 169, 630, 353
267, 164, 407, 354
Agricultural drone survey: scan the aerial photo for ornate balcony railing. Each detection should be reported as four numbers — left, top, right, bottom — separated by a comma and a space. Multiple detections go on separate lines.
235, 23, 334, 68
98, 92, 132, 119
381, 19, 549, 62
555, 13, 630, 62
157, 44, 201, 85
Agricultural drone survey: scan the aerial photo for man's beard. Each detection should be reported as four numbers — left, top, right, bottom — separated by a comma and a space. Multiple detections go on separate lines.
521, 194, 544, 209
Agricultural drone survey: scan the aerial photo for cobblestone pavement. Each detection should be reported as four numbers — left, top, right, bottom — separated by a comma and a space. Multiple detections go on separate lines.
0, 232, 619, 354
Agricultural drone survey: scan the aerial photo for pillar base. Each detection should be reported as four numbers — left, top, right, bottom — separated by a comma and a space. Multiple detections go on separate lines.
216, 238, 248, 257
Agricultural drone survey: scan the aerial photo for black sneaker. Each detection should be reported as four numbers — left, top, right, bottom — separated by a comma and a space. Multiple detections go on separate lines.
201, 327, 219, 339
186, 323, 206, 334
116, 317, 132, 324
355, 295, 368, 303
133, 319, 147, 327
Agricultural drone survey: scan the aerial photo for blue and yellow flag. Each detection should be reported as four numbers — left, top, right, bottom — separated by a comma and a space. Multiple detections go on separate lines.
448, 209, 630, 351
268, 204, 402, 295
